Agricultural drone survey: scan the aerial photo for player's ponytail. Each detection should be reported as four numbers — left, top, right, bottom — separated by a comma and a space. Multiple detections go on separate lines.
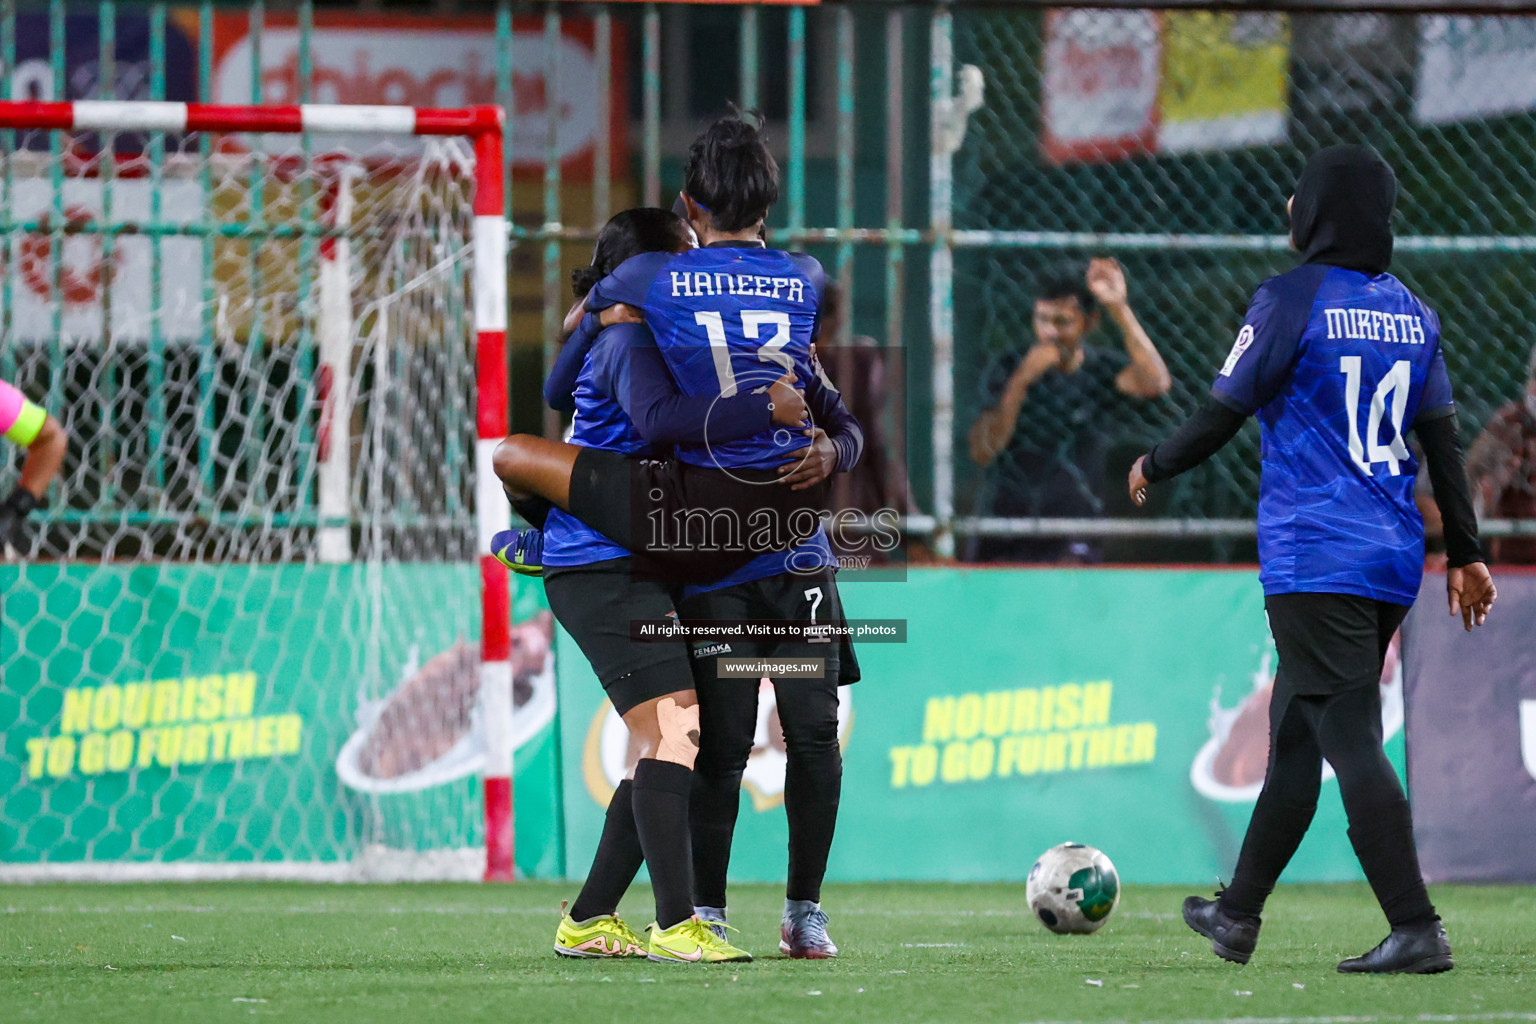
572, 207, 694, 299
683, 108, 779, 233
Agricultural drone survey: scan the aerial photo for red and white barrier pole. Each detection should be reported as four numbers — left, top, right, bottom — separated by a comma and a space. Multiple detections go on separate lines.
316, 160, 358, 565
471, 110, 515, 882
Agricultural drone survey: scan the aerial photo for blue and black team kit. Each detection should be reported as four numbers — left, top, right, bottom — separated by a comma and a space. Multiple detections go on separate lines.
1211, 262, 1453, 607
1148, 147, 1481, 968
1146, 256, 1471, 698
1180, 259, 1474, 701
542, 241, 863, 715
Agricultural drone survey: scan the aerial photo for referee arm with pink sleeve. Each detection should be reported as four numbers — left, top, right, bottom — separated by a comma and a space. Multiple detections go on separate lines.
0, 378, 68, 554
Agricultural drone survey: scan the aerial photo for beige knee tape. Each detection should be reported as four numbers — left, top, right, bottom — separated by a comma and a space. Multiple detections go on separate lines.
655, 698, 701, 768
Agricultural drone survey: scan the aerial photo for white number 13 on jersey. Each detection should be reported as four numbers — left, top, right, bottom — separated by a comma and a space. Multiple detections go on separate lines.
1339, 356, 1411, 476
694, 310, 793, 397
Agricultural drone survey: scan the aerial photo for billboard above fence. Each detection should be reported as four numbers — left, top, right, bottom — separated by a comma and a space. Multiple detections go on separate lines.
207, 12, 625, 177
5, 10, 625, 176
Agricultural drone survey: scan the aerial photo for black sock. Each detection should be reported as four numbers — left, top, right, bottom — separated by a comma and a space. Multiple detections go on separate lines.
569, 780, 642, 922
784, 744, 841, 903
509, 493, 551, 529
690, 767, 744, 910
631, 758, 696, 929
1345, 800, 1438, 929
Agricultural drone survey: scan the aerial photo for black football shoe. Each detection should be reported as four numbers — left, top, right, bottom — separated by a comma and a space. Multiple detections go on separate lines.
1338, 920, 1453, 975
1182, 894, 1260, 965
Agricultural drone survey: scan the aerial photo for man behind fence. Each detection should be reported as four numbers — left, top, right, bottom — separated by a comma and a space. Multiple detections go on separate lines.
965, 259, 1171, 563
1466, 342, 1536, 564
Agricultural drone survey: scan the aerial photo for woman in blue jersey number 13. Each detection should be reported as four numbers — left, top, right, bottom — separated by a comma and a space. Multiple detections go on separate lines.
494, 112, 860, 960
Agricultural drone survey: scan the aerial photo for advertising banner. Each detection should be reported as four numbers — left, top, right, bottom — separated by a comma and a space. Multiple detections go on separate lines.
1042, 11, 1290, 164
8, 11, 196, 109
1040, 9, 1161, 165
559, 568, 1402, 886
3, 14, 200, 344
1292, 13, 1415, 118
1, 564, 561, 880
208, 11, 625, 177
1158, 13, 1290, 154
1403, 572, 1536, 882
0, 178, 204, 345
1415, 16, 1536, 126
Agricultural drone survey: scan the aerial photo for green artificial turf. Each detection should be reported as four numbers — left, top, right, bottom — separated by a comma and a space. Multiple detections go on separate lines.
3, 881, 1534, 1023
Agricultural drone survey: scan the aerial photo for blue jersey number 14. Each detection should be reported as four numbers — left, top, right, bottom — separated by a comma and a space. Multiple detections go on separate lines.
1340, 356, 1411, 477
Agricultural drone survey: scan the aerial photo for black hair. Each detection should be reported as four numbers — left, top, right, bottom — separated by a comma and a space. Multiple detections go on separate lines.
571, 207, 692, 299
682, 109, 780, 233
1033, 264, 1096, 315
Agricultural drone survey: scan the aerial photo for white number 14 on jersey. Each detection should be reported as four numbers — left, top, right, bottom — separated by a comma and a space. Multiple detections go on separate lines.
1339, 356, 1411, 477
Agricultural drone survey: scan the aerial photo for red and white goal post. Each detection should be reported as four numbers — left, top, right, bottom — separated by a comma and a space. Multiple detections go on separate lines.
0, 100, 520, 882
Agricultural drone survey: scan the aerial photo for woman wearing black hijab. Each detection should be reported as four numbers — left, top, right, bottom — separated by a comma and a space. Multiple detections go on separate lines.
1127, 145, 1497, 973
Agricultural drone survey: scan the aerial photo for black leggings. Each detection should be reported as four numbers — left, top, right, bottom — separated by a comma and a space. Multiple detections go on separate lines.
690, 676, 842, 907
1221, 593, 1435, 928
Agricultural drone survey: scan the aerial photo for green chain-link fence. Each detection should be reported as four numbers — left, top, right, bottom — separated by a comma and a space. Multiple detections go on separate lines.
947, 9, 1536, 560
3, 3, 1536, 565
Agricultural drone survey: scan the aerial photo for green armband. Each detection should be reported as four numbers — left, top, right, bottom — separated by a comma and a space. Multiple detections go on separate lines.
4, 400, 45, 446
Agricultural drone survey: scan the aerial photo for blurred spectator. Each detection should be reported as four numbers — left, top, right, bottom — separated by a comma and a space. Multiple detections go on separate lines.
815, 283, 906, 522
1466, 344, 1536, 564
965, 259, 1171, 562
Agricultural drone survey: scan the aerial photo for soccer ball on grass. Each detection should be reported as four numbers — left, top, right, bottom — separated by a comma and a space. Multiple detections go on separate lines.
1026, 842, 1120, 934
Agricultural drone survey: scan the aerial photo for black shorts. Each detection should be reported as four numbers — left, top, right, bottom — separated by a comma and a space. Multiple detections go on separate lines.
1264, 591, 1409, 697
678, 567, 856, 686
543, 558, 693, 716
567, 447, 830, 582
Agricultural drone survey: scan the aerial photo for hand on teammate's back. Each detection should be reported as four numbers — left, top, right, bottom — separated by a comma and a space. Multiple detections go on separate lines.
1447, 561, 1497, 632
777, 427, 837, 491
561, 298, 645, 338
599, 303, 644, 328
561, 297, 587, 339
767, 370, 807, 428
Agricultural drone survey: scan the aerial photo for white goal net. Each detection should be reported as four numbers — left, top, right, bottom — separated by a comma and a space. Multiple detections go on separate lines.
0, 101, 531, 882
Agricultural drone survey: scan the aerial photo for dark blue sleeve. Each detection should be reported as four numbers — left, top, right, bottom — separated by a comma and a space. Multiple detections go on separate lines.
544, 310, 601, 412
1210, 267, 1325, 416
585, 251, 673, 312
596, 324, 772, 446
806, 353, 864, 473
790, 252, 829, 339
1417, 308, 1455, 422
1418, 352, 1454, 421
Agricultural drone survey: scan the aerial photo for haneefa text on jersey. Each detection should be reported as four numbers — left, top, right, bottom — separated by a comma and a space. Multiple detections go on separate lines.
1324, 308, 1427, 345
669, 271, 807, 303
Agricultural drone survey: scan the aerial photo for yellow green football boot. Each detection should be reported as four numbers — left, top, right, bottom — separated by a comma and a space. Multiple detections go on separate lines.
645, 916, 753, 964
553, 905, 647, 959
491, 527, 543, 577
